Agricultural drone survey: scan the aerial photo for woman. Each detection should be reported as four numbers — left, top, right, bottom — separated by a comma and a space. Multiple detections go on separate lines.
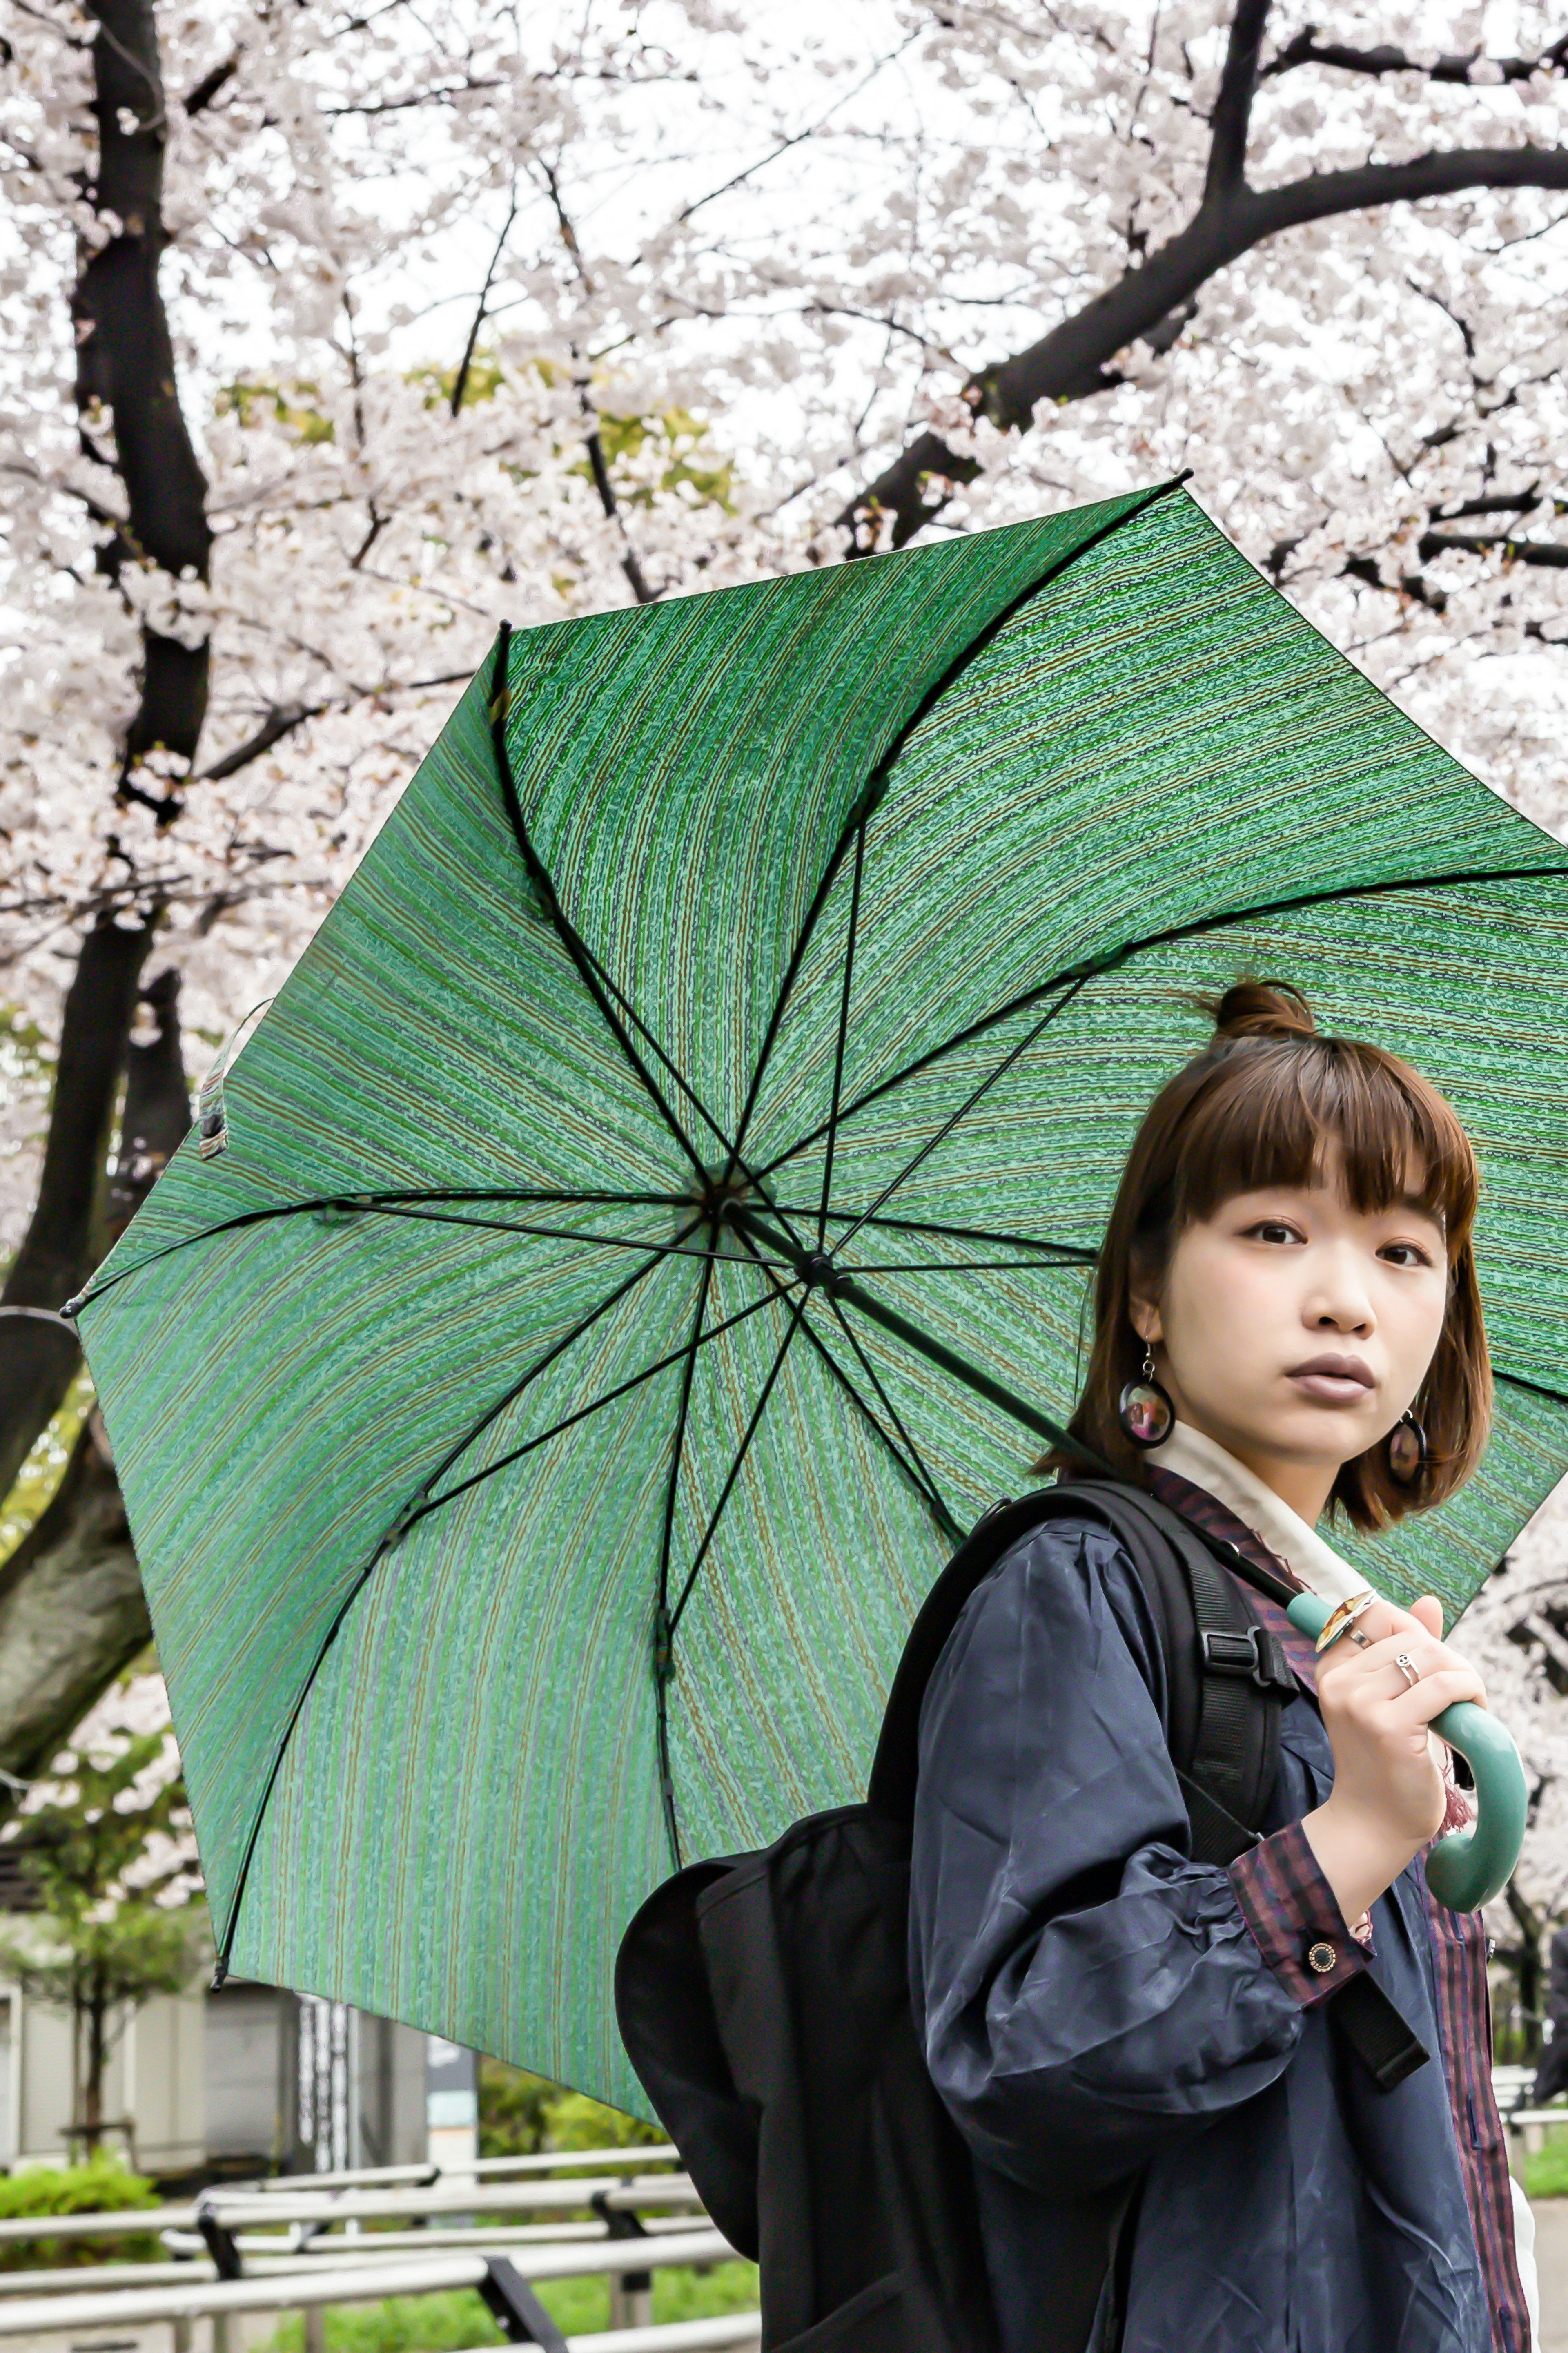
910, 982, 1539, 2353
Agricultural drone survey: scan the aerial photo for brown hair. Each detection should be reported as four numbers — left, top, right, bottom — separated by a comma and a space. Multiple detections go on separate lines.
1041, 980, 1491, 1530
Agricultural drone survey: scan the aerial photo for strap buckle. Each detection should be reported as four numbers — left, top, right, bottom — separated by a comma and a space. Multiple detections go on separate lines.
1199, 1626, 1296, 1692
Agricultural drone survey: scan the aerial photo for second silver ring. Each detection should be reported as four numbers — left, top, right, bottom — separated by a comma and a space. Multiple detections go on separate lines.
1393, 1652, 1421, 1688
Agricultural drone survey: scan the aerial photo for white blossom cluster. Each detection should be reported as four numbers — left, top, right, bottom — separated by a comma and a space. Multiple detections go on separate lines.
4, 1, 1568, 1147
2, 1672, 202, 1913
4, 0, 1568, 1913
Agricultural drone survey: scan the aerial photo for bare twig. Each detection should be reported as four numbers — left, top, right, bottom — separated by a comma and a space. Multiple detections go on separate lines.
671, 29, 922, 228
451, 184, 517, 416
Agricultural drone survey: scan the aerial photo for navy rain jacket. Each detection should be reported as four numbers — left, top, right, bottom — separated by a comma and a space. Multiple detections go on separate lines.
910, 1513, 1503, 2353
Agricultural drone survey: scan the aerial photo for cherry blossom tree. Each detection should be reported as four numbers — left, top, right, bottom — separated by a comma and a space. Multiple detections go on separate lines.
3, 0, 1568, 1922
0, 1671, 202, 2152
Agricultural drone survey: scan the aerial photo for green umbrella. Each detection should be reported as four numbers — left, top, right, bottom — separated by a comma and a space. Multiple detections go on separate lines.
75, 480, 1568, 2110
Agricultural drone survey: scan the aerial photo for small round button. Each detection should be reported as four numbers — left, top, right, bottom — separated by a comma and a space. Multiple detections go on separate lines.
1307, 1940, 1338, 1975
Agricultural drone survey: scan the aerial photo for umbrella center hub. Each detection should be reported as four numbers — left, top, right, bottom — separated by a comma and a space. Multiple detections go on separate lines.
695, 1167, 754, 1222
800, 1249, 848, 1294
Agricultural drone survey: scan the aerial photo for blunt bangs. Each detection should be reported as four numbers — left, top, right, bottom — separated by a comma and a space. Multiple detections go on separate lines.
1167, 1037, 1478, 1260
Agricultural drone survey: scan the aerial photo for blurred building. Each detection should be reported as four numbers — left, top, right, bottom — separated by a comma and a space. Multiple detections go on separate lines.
0, 1970, 436, 2179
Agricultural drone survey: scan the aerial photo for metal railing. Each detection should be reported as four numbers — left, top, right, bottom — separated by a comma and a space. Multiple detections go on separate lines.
0, 2143, 754, 2352
0, 2170, 705, 2244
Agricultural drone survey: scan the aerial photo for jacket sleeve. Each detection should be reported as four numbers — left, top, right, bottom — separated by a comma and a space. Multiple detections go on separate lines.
909, 1516, 1367, 2198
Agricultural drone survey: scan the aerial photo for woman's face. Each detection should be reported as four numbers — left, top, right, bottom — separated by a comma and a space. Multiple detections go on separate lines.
1134, 1140, 1450, 1522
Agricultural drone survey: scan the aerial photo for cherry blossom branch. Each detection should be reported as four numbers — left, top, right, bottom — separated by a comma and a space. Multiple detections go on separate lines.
1419, 529, 1568, 569
670, 29, 922, 228
196, 669, 473, 782
181, 51, 238, 115
839, 0, 1568, 550
1262, 29, 1568, 87
536, 156, 655, 604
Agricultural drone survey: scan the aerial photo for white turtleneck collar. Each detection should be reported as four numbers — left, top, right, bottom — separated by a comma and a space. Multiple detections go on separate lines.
1147, 1417, 1378, 1610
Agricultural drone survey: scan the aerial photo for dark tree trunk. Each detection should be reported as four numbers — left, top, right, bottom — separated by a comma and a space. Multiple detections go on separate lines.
0, 1414, 150, 1784
73, 0, 212, 801
0, 919, 149, 1499
80, 1962, 109, 2153
1504, 1882, 1546, 2054
105, 970, 192, 1245
0, 0, 205, 1778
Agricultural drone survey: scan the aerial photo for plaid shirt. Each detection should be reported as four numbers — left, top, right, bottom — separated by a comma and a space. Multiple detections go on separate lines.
1149, 1465, 1530, 2353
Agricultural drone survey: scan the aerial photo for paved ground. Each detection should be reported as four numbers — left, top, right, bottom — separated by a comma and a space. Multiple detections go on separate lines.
1535, 2197, 1568, 2349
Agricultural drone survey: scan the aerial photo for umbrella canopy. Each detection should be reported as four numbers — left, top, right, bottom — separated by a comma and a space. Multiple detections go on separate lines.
77, 481, 1568, 2111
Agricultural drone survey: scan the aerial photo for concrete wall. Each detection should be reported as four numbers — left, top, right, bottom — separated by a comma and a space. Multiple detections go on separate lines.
205, 1983, 285, 2163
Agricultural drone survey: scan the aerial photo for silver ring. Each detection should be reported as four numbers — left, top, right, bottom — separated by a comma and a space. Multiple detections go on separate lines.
1394, 1653, 1421, 1688
1348, 1629, 1372, 1648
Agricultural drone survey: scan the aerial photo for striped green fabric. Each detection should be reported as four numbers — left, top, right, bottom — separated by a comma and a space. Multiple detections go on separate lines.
79, 483, 1568, 2112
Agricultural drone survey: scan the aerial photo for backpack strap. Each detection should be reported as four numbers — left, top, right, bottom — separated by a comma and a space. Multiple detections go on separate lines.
869, 1478, 1295, 1864
1064, 1482, 1297, 1867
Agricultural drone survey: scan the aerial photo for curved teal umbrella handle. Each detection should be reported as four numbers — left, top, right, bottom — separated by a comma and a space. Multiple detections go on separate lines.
1285, 1591, 1527, 1913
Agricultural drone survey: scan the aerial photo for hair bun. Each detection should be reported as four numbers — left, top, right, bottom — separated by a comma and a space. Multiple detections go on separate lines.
1207, 979, 1317, 1042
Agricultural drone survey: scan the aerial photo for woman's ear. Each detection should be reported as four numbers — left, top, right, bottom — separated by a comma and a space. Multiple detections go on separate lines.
1129, 1297, 1163, 1348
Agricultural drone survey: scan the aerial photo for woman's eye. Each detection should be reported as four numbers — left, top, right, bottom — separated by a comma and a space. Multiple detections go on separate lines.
1247, 1220, 1302, 1244
1381, 1241, 1435, 1269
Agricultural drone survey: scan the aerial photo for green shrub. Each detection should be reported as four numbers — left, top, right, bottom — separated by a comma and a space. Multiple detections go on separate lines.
478, 2057, 667, 2159
0, 2153, 161, 2269
254, 2261, 761, 2350
476, 2058, 553, 2159
543, 2087, 665, 2152
1523, 2129, 1568, 2199
256, 2288, 505, 2351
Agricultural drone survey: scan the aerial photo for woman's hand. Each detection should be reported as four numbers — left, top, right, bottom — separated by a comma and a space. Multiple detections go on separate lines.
1301, 1594, 1488, 1933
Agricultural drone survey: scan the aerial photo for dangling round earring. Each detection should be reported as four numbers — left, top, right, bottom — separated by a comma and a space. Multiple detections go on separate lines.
1118, 1344, 1175, 1449
1388, 1408, 1428, 1486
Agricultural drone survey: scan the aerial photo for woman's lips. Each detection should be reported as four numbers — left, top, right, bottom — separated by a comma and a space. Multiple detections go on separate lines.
1287, 1371, 1374, 1405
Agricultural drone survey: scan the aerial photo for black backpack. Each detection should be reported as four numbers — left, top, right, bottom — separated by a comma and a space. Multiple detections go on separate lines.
615, 1476, 1424, 2353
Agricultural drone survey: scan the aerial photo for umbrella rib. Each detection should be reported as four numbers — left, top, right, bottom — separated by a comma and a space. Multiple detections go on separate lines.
69, 1189, 692, 1309
211, 1223, 704, 1978
653, 1233, 719, 1869
726, 473, 1192, 1177
831, 972, 1089, 1256
1493, 1366, 1568, 1410
771, 1204, 1100, 1262
487, 625, 710, 1187
753, 855, 1568, 1186
847, 1257, 1091, 1274
733, 1202, 1107, 1471
409, 1275, 799, 1527
822, 1293, 962, 1543
723, 797, 874, 1185
818, 814, 866, 1250
568, 926, 757, 1180
551, 917, 817, 1259
657, 1243, 718, 1625
733, 1226, 960, 1540
339, 1200, 795, 1269
667, 1293, 810, 1638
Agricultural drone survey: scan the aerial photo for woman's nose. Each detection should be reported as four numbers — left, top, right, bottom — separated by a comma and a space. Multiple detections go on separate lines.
1312, 1282, 1374, 1333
